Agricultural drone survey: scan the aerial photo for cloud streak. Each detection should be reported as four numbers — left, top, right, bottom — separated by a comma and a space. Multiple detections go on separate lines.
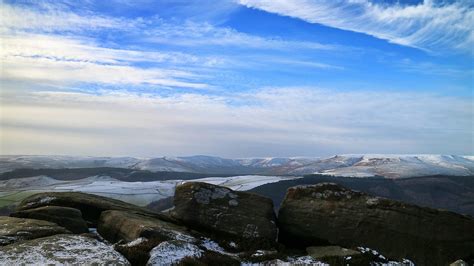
1, 34, 209, 88
238, 0, 474, 54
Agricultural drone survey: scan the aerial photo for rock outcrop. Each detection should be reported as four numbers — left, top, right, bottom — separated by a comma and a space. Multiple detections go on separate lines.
16, 191, 172, 226
0, 216, 70, 246
0, 234, 130, 265
278, 183, 474, 266
11, 206, 88, 234
172, 182, 277, 249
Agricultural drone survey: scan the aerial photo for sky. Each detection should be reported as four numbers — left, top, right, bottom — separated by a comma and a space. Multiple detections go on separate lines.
0, 0, 473, 158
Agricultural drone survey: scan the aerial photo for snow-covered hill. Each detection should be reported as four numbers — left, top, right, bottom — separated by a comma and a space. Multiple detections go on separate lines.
320, 154, 474, 178
1, 154, 473, 178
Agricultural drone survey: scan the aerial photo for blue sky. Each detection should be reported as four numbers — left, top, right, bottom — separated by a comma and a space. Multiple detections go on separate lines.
1, 0, 473, 157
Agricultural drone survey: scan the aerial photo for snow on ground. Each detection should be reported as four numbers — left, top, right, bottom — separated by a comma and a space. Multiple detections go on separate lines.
188, 175, 301, 191
0, 175, 302, 207
0, 235, 130, 265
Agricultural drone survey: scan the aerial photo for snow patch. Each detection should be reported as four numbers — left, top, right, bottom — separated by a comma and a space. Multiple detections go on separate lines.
0, 235, 129, 265
26, 196, 56, 207
125, 237, 147, 247
147, 240, 202, 266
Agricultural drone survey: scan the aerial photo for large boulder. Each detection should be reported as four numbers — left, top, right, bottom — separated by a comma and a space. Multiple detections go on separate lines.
99, 210, 242, 265
98, 210, 195, 244
278, 183, 474, 266
10, 206, 88, 234
172, 182, 277, 249
0, 216, 70, 246
16, 192, 173, 226
0, 234, 130, 265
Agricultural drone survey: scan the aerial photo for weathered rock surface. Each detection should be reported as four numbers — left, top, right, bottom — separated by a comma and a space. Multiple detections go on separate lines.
0, 234, 130, 265
98, 210, 194, 244
10, 206, 88, 234
172, 182, 277, 248
278, 183, 474, 266
16, 192, 172, 226
306, 246, 360, 259
0, 216, 70, 246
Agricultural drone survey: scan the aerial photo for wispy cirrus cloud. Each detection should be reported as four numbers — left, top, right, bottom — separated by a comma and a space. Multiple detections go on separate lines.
0, 3, 142, 33
238, 0, 474, 54
143, 21, 337, 50
0, 1, 341, 89
1, 2, 338, 51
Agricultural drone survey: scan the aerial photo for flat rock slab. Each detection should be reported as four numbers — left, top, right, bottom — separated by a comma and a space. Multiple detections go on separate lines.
0, 216, 70, 246
98, 210, 195, 244
11, 206, 88, 234
278, 183, 474, 266
172, 182, 277, 249
16, 192, 172, 226
0, 234, 130, 265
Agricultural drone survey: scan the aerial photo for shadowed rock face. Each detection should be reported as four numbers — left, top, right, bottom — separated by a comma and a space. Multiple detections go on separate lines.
16, 192, 173, 226
11, 206, 88, 234
278, 183, 474, 266
0, 216, 71, 246
172, 182, 277, 249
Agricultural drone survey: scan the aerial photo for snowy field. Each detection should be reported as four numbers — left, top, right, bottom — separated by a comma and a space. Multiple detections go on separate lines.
0, 175, 301, 207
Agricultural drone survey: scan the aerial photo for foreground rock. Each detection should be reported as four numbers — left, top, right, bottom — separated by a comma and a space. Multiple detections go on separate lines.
172, 182, 277, 249
98, 210, 196, 265
98, 210, 194, 244
16, 192, 172, 226
0, 234, 130, 265
278, 183, 474, 265
10, 206, 88, 234
0, 216, 70, 245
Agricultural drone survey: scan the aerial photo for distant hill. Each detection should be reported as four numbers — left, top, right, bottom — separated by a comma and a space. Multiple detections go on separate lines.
1, 154, 473, 178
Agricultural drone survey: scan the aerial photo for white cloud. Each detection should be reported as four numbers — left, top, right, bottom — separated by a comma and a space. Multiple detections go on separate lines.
238, 0, 474, 54
1, 88, 472, 157
0, 34, 211, 88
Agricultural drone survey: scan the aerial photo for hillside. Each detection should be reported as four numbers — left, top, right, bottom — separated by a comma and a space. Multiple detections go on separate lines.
1, 154, 473, 178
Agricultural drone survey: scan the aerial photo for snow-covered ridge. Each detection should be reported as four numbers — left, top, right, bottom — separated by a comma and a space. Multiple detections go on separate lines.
1, 154, 473, 178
